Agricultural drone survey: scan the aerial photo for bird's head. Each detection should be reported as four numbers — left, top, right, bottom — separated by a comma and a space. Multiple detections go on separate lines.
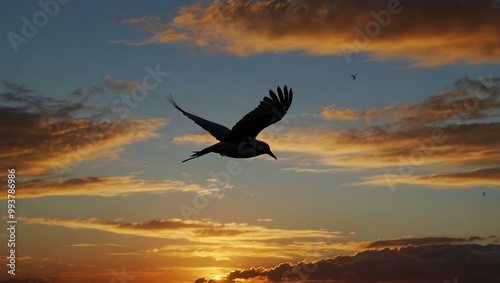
257, 141, 277, 160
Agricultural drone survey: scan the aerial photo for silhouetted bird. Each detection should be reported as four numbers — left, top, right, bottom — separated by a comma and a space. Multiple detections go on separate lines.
350, 74, 357, 80
168, 86, 293, 162
483, 191, 485, 197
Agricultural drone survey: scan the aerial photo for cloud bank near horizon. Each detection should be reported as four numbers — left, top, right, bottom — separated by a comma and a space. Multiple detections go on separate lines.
195, 243, 500, 283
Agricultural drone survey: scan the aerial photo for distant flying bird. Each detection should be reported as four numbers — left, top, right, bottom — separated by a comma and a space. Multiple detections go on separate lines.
350, 74, 357, 80
168, 86, 293, 162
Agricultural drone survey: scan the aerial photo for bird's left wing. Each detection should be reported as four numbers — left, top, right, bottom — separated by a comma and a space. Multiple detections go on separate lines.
167, 94, 231, 141
224, 85, 293, 141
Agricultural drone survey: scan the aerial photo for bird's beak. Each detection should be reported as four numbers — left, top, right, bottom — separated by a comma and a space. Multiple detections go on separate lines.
267, 150, 277, 160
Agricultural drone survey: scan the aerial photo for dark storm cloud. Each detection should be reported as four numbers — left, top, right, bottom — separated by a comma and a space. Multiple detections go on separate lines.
198, 244, 500, 283
363, 236, 498, 248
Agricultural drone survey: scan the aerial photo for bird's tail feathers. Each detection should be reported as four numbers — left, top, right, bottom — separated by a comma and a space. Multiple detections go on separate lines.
182, 143, 223, 163
182, 150, 208, 163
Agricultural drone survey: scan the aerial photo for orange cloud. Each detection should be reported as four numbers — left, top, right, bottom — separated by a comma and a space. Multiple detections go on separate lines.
0, 82, 168, 176
1, 176, 212, 199
358, 166, 500, 188
320, 105, 359, 121
20, 217, 344, 263
102, 74, 142, 94
20, 217, 342, 244
319, 76, 500, 125
172, 133, 217, 145
115, 0, 500, 66
174, 122, 500, 171
71, 243, 123, 247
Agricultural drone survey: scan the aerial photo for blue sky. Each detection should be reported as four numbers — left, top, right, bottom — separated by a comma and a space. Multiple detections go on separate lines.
1, 1, 499, 283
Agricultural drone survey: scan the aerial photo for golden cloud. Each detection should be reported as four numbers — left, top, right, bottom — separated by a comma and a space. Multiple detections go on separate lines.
320, 105, 360, 121
115, 0, 500, 66
321, 76, 500, 125
359, 166, 500, 188
20, 216, 346, 263
1, 176, 213, 199
22, 217, 347, 268
102, 74, 142, 94
0, 82, 169, 176
20, 217, 342, 244
174, 122, 500, 171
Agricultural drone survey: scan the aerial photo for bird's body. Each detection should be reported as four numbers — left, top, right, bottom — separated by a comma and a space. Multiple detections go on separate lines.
182, 139, 271, 162
168, 86, 293, 162
350, 74, 357, 80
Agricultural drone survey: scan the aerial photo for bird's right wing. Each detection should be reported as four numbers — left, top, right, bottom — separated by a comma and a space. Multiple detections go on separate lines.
167, 94, 230, 141
224, 85, 293, 141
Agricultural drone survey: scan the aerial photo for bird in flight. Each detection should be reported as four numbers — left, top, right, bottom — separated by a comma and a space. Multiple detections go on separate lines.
168, 86, 293, 162
350, 74, 357, 80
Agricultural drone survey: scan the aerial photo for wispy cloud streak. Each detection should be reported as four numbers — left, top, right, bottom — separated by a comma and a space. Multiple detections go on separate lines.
20, 217, 342, 244
2, 176, 212, 199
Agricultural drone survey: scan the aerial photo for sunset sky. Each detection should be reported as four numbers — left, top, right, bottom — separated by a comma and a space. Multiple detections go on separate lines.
1, 0, 499, 283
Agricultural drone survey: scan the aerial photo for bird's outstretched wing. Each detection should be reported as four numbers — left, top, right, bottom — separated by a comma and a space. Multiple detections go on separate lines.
167, 94, 230, 141
224, 85, 293, 141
